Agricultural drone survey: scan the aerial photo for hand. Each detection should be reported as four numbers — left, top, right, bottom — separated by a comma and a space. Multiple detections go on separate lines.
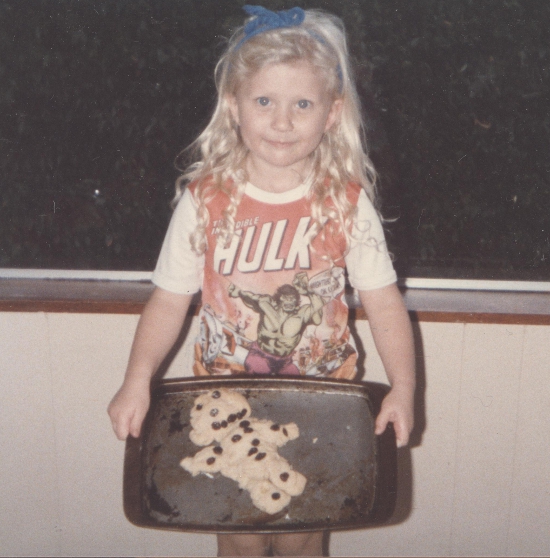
292, 272, 309, 295
228, 283, 240, 298
107, 378, 150, 440
374, 386, 414, 448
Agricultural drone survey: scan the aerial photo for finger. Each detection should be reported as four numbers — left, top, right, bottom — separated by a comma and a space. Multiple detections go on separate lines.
116, 417, 131, 440
393, 418, 410, 448
110, 411, 130, 441
113, 421, 128, 441
129, 408, 146, 439
394, 427, 407, 448
396, 434, 409, 448
374, 410, 390, 435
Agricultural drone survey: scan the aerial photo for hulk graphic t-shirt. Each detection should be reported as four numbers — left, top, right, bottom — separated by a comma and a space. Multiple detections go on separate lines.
152, 179, 397, 380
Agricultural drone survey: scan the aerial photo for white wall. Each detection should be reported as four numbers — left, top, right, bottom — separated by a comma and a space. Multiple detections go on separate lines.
0, 311, 549, 557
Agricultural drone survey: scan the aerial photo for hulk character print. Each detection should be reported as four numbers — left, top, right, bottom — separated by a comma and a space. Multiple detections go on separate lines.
228, 272, 324, 375
194, 268, 358, 379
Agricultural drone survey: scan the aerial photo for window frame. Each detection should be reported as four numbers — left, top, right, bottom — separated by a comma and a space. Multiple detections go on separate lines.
1, 269, 549, 325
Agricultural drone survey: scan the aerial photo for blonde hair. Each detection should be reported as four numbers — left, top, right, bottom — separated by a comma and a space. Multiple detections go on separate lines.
174, 8, 377, 255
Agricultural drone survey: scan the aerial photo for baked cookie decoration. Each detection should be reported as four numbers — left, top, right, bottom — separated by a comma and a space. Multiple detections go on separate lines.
180, 388, 307, 514
188, 388, 251, 446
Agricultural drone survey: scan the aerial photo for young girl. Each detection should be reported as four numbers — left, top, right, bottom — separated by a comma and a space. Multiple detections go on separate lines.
109, 5, 415, 556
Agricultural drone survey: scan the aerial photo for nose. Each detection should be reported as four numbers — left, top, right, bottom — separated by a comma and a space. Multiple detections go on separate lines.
271, 106, 293, 132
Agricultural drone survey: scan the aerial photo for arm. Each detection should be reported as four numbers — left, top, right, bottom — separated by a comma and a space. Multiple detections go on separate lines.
293, 273, 324, 324
107, 287, 193, 440
359, 283, 415, 447
229, 283, 265, 311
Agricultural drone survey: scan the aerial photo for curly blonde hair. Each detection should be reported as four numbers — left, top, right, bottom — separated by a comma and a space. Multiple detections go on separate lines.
174, 8, 377, 255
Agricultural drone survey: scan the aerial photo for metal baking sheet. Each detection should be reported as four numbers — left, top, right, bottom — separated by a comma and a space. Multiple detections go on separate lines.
124, 376, 396, 533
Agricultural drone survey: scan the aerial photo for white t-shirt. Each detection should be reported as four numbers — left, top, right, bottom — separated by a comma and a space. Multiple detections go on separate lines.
152, 180, 396, 379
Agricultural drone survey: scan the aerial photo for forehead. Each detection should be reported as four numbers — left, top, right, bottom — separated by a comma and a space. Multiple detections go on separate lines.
238, 61, 329, 98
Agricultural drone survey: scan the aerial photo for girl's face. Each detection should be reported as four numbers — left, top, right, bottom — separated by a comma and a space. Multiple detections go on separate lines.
228, 61, 342, 190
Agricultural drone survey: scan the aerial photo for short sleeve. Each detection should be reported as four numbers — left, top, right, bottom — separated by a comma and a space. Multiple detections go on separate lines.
344, 190, 397, 290
151, 188, 204, 295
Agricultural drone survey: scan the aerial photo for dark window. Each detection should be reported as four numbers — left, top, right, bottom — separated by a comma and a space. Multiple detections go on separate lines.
1, 0, 549, 280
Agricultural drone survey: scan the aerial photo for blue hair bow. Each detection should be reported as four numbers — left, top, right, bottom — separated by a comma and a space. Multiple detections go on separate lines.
236, 5, 306, 49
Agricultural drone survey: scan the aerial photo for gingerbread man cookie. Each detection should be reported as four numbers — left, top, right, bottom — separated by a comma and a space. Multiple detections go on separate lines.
180, 388, 307, 514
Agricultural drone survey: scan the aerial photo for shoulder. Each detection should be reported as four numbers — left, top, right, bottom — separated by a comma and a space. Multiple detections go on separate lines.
345, 181, 369, 205
187, 175, 235, 204
345, 181, 363, 197
185, 180, 199, 197
320, 179, 364, 209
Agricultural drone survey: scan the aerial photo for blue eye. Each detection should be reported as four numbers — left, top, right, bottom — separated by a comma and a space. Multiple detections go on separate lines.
257, 97, 270, 106
297, 99, 310, 109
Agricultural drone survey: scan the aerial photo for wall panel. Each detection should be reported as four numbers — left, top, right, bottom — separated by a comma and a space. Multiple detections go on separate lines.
1, 313, 549, 556
47, 314, 144, 556
0, 313, 60, 556
507, 326, 550, 556
450, 324, 524, 556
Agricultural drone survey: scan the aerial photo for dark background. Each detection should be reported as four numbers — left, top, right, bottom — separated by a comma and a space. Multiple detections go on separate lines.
1, 0, 549, 279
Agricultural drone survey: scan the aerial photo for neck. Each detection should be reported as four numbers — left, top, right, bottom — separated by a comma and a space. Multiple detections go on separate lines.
245, 157, 311, 194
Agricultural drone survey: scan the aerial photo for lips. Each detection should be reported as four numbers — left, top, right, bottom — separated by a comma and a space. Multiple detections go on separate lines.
266, 139, 296, 148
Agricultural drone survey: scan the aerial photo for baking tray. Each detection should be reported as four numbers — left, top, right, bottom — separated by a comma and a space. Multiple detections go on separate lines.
124, 376, 397, 533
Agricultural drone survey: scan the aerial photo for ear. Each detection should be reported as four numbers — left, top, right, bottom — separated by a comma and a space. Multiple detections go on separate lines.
226, 94, 240, 126
324, 98, 343, 132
